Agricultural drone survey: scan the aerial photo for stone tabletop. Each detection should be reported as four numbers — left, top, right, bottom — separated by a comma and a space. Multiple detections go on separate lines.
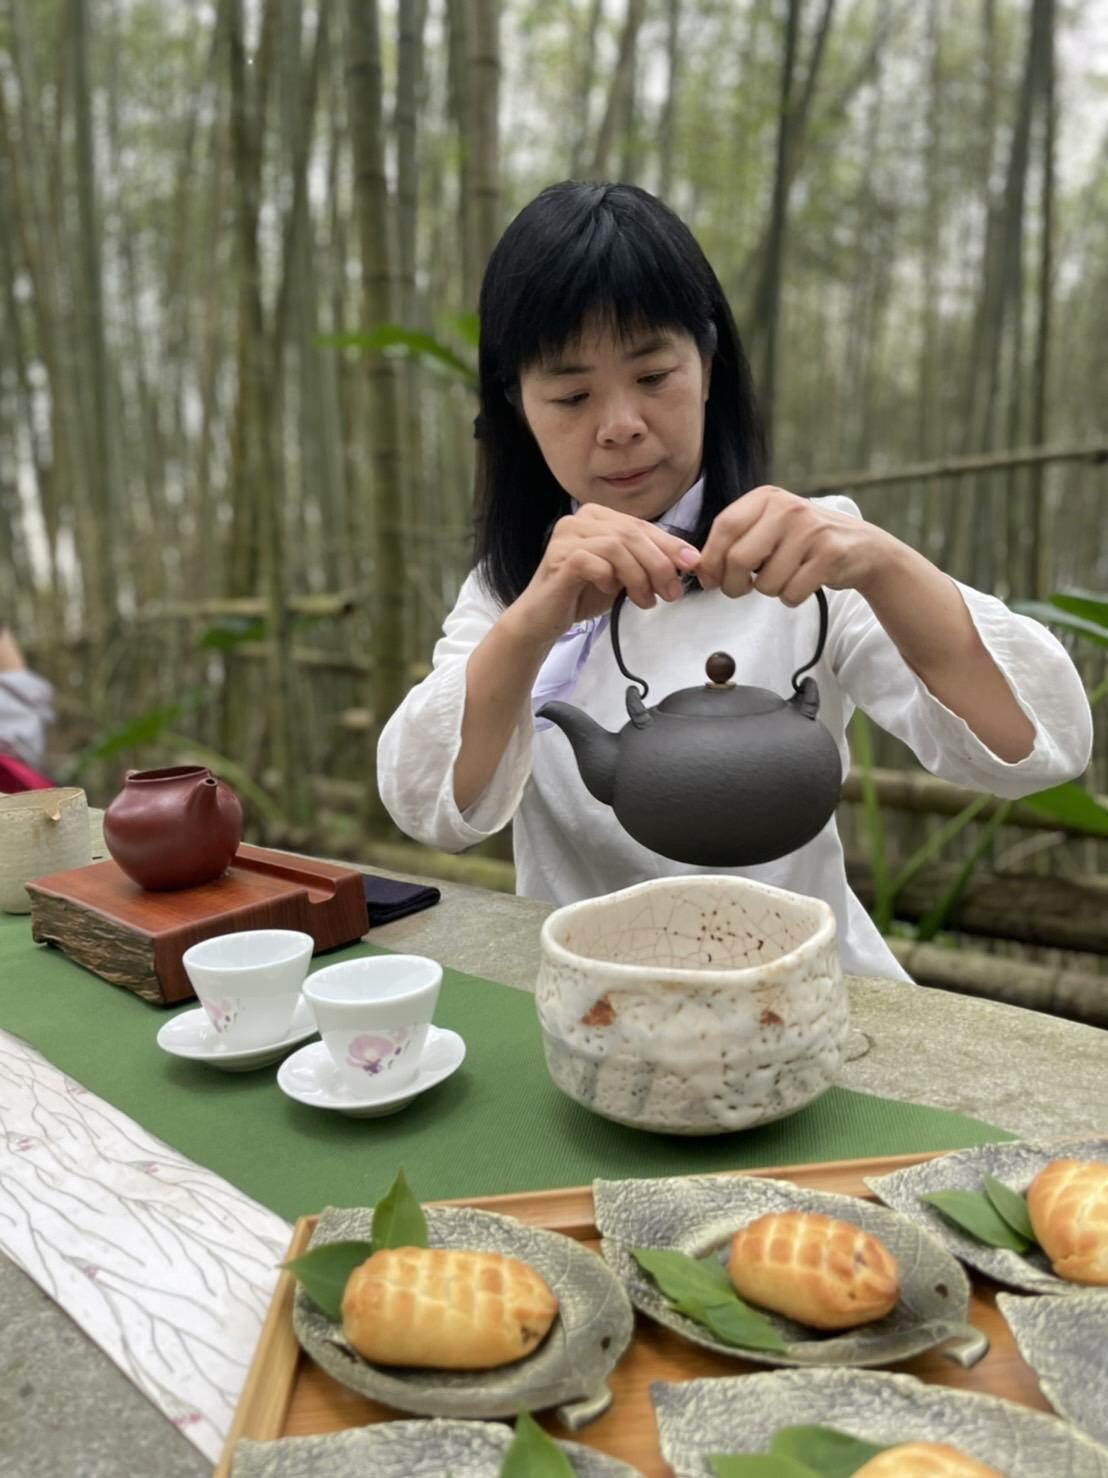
2, 845, 1105, 1478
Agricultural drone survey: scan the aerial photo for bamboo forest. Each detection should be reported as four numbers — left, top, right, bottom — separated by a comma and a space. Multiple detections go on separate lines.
1, 0, 1106, 1020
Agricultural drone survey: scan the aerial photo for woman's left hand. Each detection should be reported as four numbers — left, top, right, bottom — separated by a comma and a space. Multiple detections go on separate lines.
696, 485, 891, 605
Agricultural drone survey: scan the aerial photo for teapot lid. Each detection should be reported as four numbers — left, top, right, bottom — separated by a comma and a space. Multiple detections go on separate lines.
654, 652, 786, 717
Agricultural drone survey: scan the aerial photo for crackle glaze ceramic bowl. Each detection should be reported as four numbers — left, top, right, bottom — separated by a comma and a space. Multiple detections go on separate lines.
535, 876, 846, 1135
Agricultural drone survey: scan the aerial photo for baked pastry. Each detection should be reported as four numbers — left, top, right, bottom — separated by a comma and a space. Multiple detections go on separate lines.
854, 1442, 1003, 1476
727, 1211, 900, 1330
341, 1246, 559, 1368
1026, 1158, 1108, 1285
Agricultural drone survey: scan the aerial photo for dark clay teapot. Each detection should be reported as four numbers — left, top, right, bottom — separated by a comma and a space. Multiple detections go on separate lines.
538, 589, 842, 867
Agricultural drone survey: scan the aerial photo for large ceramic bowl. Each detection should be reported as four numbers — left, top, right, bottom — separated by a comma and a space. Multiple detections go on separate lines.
536, 876, 845, 1135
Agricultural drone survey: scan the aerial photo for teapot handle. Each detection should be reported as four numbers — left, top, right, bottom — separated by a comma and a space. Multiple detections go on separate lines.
610, 585, 829, 699
609, 589, 649, 699
789, 587, 829, 693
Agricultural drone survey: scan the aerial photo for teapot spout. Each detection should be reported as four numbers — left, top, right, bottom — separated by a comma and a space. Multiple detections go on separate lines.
187, 772, 221, 820
539, 702, 619, 805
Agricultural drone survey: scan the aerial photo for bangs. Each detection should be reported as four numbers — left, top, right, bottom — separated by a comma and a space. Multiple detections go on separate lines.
485, 187, 713, 382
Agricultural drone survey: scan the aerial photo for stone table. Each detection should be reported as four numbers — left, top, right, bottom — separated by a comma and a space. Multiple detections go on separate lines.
2, 858, 1105, 1478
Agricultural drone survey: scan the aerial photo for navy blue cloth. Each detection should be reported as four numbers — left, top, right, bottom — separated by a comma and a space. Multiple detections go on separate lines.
362, 872, 441, 926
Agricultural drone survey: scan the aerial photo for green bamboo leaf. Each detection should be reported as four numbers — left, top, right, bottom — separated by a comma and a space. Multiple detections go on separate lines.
1018, 781, 1108, 837
915, 800, 1012, 941
160, 734, 287, 827
770, 1425, 890, 1474
500, 1410, 574, 1477
198, 616, 266, 650
632, 1249, 787, 1352
80, 701, 186, 759
1012, 601, 1108, 649
371, 1168, 429, 1251
982, 1175, 1036, 1242
710, 1458, 817, 1477
317, 325, 477, 383
921, 1190, 1033, 1252
282, 1240, 374, 1321
850, 712, 892, 931
449, 311, 481, 347
1050, 589, 1108, 633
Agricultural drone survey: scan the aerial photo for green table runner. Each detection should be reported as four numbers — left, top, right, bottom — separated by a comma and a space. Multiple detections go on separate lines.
0, 916, 1012, 1222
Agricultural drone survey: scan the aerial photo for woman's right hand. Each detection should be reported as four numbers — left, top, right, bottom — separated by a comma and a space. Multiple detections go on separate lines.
507, 503, 701, 646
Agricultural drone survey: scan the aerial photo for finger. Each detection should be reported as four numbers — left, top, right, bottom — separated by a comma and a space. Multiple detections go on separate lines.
582, 537, 661, 609
585, 529, 686, 603
715, 521, 787, 598
575, 503, 699, 580
699, 488, 773, 587
778, 561, 823, 610
640, 522, 701, 573
747, 532, 806, 598
562, 550, 622, 600
625, 526, 692, 599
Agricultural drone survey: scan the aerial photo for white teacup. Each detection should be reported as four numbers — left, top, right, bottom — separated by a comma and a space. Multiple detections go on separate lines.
182, 929, 314, 1051
302, 954, 442, 1094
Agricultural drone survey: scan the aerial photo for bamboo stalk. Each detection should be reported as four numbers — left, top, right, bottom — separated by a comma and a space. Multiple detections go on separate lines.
799, 439, 1107, 496
888, 937, 1107, 1028
846, 854, 1108, 954
839, 767, 1107, 836
139, 593, 360, 620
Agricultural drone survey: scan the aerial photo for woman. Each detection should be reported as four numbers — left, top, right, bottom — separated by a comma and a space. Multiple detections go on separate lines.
377, 182, 1092, 980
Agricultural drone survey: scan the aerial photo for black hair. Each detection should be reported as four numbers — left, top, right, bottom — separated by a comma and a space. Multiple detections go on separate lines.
473, 180, 767, 607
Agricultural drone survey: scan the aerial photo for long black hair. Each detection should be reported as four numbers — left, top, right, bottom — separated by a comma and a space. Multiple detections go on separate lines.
473, 181, 767, 608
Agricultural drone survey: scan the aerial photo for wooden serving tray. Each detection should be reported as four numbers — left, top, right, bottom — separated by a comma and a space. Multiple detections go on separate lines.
26, 844, 369, 1005
215, 1152, 1052, 1477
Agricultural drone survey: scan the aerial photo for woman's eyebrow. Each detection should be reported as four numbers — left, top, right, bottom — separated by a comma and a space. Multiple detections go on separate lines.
540, 335, 675, 378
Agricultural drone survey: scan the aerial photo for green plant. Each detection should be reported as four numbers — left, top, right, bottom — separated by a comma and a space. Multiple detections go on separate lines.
856, 587, 1108, 941
63, 615, 287, 827
316, 316, 478, 388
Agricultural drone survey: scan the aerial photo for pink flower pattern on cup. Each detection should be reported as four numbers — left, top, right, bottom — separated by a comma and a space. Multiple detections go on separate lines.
346, 1028, 411, 1076
202, 997, 238, 1034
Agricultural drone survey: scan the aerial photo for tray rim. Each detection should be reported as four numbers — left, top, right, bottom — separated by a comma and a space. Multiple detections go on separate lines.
213, 1149, 944, 1477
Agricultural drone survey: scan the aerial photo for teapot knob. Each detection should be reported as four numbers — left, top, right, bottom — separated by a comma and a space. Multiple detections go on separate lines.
705, 651, 736, 686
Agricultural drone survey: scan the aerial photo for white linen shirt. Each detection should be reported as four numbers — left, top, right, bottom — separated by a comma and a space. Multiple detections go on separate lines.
378, 496, 1093, 982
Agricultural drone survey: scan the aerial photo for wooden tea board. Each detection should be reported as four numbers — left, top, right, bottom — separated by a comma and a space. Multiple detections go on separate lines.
26, 844, 369, 1005
215, 1152, 1054, 1477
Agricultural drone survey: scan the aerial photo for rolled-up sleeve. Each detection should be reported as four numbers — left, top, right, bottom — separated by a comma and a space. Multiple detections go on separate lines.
0, 669, 55, 770
376, 571, 534, 852
823, 500, 1093, 798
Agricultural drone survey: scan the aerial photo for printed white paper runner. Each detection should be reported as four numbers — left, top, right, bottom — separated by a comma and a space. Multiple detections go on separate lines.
0, 1027, 291, 1463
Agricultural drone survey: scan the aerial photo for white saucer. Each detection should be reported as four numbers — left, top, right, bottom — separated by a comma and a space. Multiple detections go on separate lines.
156, 996, 318, 1072
276, 1026, 466, 1118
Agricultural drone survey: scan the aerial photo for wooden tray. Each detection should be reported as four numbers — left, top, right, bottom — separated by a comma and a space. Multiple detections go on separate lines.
215, 1152, 1053, 1477
26, 844, 369, 1005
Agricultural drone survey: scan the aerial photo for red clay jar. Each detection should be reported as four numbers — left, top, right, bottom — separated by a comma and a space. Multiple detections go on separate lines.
103, 765, 244, 891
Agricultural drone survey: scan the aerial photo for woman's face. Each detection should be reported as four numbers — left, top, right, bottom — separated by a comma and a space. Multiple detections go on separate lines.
517, 320, 711, 520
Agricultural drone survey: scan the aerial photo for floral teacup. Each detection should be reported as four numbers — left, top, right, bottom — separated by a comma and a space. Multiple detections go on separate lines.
302, 955, 442, 1094
182, 929, 314, 1051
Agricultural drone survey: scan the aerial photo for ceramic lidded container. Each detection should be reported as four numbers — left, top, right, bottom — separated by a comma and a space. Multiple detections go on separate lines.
535, 876, 846, 1135
0, 787, 92, 914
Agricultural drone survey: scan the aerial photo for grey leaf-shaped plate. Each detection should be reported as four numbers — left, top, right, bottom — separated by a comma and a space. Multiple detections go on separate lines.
866, 1137, 1108, 1293
594, 1173, 985, 1368
1000, 1291, 1108, 1450
292, 1206, 634, 1427
230, 1417, 643, 1478
651, 1369, 1108, 1478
